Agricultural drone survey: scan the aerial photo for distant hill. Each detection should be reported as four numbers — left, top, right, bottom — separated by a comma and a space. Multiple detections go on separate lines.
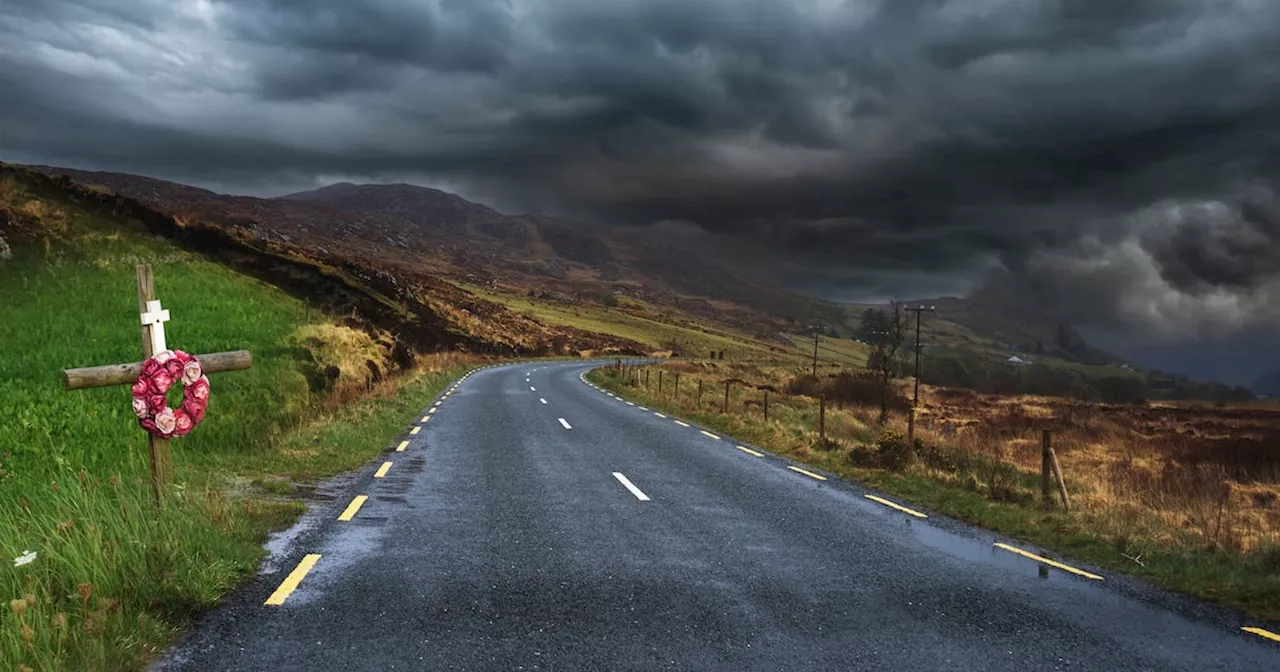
1253, 370, 1280, 397
28, 166, 841, 344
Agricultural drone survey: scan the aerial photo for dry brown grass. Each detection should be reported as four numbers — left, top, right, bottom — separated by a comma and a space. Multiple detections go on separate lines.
911, 386, 1280, 553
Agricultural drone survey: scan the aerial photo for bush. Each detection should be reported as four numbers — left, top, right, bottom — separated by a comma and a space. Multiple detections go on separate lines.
876, 429, 916, 471
785, 372, 910, 411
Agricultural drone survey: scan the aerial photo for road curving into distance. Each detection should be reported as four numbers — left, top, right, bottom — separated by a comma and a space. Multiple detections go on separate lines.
156, 361, 1279, 671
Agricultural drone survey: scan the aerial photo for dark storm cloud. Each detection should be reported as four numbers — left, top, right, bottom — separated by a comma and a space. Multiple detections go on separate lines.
3, 0, 1280, 342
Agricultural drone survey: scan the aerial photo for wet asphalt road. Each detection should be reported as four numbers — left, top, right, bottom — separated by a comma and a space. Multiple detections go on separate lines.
156, 361, 1279, 671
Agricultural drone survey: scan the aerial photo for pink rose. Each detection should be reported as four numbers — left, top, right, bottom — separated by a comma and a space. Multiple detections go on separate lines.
190, 376, 210, 402
171, 408, 193, 436
164, 358, 184, 378
139, 418, 158, 433
182, 398, 205, 424
172, 350, 190, 364
154, 350, 174, 365
132, 397, 149, 419
182, 359, 203, 386
152, 370, 174, 394
141, 359, 161, 377
131, 378, 150, 397
154, 408, 176, 435
147, 394, 168, 414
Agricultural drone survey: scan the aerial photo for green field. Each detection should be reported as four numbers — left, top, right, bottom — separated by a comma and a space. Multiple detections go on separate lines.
0, 188, 472, 669
457, 282, 844, 367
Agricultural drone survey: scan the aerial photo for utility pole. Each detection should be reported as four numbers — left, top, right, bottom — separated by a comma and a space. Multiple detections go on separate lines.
808, 324, 823, 377
906, 305, 935, 441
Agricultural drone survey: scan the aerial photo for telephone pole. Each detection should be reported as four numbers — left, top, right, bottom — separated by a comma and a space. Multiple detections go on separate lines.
906, 305, 935, 441
808, 324, 823, 377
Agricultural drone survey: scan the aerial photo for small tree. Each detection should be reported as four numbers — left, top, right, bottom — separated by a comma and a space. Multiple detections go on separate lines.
866, 301, 909, 423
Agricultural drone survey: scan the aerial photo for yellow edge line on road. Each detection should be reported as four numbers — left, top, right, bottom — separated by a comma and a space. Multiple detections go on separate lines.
700, 430, 721, 440
428, 408, 437, 414
994, 542, 1103, 581
396, 440, 409, 452
735, 445, 763, 457
674, 420, 690, 427
338, 495, 368, 521
264, 554, 321, 606
374, 461, 393, 478
865, 494, 928, 518
409, 426, 420, 435
788, 465, 827, 481
1243, 626, 1280, 642
421, 416, 430, 423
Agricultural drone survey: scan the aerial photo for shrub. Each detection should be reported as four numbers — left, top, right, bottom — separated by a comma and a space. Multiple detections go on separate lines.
876, 429, 916, 471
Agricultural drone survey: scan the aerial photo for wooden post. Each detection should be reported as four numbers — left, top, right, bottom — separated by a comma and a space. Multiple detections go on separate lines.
675, 373, 680, 397
136, 265, 172, 506
1050, 445, 1071, 511
1041, 429, 1052, 507
658, 370, 663, 396
723, 380, 730, 413
819, 395, 826, 440
698, 380, 703, 407
645, 370, 650, 389
63, 350, 252, 390
764, 390, 769, 421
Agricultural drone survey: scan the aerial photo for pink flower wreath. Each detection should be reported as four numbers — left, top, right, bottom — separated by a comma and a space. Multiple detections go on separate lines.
130, 350, 209, 438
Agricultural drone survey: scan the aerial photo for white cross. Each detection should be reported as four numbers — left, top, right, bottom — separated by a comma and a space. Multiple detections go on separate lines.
140, 299, 171, 355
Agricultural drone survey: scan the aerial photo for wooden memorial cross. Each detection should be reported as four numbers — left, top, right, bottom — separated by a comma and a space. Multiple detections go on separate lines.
61, 264, 253, 506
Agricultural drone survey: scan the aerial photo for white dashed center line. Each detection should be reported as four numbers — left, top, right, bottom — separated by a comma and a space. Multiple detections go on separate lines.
540, 398, 548, 404
612, 472, 651, 501
558, 417, 573, 430
530, 386, 536, 391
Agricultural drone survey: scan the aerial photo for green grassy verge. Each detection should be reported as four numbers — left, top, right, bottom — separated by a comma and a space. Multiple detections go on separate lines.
589, 366, 1280, 622
0, 188, 476, 669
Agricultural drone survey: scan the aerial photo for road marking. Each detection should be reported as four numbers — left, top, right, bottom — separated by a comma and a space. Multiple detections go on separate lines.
530, 386, 536, 391
428, 408, 437, 414
993, 543, 1103, 581
338, 495, 368, 521
433, 402, 441, 408
788, 466, 827, 481
700, 430, 721, 440
638, 406, 649, 411
396, 440, 409, 452
1242, 626, 1280, 642
558, 418, 572, 430
540, 397, 548, 404
612, 472, 651, 501
374, 461, 393, 478
264, 554, 321, 606
409, 426, 420, 435
673, 420, 690, 427
865, 494, 928, 518
626, 401, 635, 406
421, 416, 430, 423
654, 412, 666, 418
735, 445, 763, 457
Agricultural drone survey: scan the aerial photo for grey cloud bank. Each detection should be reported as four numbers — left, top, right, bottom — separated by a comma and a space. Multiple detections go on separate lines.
3, 0, 1279, 379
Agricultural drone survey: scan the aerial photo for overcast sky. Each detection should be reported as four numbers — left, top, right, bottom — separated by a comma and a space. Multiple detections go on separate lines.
3, 1, 1279, 381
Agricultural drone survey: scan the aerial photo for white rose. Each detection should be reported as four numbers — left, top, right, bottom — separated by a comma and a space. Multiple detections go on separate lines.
182, 359, 203, 386
132, 397, 149, 418
154, 407, 176, 435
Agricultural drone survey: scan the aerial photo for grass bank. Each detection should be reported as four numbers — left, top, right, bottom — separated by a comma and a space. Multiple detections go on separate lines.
0, 179, 479, 669
589, 363, 1280, 623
